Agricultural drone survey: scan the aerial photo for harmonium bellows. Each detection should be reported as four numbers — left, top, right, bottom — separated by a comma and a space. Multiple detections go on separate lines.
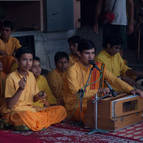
84, 94, 143, 131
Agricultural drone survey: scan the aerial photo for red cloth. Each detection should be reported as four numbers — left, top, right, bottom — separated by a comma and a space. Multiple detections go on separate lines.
0, 130, 42, 143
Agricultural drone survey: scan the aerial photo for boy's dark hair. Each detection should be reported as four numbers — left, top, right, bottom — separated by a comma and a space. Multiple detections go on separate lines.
78, 39, 96, 53
54, 51, 69, 64
103, 35, 122, 48
1, 20, 14, 30
68, 36, 80, 45
33, 56, 40, 63
15, 47, 33, 60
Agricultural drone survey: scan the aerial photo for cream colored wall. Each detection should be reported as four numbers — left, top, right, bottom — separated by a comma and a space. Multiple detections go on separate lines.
12, 30, 75, 70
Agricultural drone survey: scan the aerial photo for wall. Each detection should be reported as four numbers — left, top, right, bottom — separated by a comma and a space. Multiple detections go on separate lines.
12, 30, 75, 71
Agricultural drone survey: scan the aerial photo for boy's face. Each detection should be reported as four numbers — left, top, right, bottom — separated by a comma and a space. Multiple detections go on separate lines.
31, 60, 41, 77
78, 48, 95, 66
1, 27, 11, 40
106, 44, 121, 56
18, 53, 33, 72
56, 57, 69, 72
70, 43, 78, 55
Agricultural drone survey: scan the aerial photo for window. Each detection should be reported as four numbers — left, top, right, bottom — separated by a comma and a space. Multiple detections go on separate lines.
0, 0, 43, 31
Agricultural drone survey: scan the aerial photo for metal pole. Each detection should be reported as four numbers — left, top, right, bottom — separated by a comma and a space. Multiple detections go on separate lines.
95, 93, 98, 129
88, 93, 109, 135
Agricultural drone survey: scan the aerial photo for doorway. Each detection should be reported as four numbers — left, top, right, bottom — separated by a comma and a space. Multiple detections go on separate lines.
80, 0, 97, 26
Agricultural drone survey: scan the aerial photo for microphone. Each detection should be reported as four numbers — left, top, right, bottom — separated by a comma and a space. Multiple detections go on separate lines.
88, 60, 101, 72
104, 80, 117, 97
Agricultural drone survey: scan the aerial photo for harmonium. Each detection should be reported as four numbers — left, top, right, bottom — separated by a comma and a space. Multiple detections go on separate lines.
84, 93, 143, 131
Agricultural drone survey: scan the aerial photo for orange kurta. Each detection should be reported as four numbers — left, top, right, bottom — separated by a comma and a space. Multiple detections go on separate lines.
3, 71, 67, 131
69, 54, 79, 66
33, 75, 57, 107
0, 37, 21, 56
0, 56, 17, 74
10, 62, 18, 73
96, 50, 131, 77
0, 37, 21, 74
63, 61, 134, 121
0, 72, 7, 113
47, 69, 65, 104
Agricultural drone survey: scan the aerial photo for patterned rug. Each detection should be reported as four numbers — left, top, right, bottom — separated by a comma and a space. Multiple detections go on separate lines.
12, 122, 141, 143
110, 121, 143, 142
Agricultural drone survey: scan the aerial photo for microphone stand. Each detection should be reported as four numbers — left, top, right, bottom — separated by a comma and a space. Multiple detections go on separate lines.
79, 65, 95, 125
80, 66, 94, 112
79, 61, 110, 134
87, 63, 109, 135
88, 93, 109, 135
104, 80, 117, 97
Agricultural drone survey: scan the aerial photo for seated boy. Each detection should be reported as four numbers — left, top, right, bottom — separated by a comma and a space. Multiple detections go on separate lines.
62, 39, 143, 123
47, 52, 69, 105
0, 20, 21, 74
1, 47, 67, 131
96, 36, 143, 88
31, 56, 57, 107
0, 62, 7, 113
68, 36, 80, 65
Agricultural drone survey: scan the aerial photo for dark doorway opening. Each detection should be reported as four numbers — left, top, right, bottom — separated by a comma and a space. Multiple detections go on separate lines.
16, 35, 35, 56
0, 1, 41, 31
80, 0, 97, 26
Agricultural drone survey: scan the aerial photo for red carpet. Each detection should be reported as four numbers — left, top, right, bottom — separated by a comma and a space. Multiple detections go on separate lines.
110, 121, 143, 142
12, 122, 142, 143
0, 130, 41, 143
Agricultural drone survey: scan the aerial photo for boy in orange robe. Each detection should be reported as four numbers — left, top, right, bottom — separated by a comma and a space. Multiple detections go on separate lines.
2, 47, 67, 131
47, 52, 69, 105
0, 62, 7, 113
31, 57, 57, 107
68, 36, 80, 66
63, 39, 143, 123
0, 20, 21, 74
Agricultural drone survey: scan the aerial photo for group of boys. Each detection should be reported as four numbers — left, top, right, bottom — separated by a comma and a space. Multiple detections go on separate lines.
0, 19, 143, 132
